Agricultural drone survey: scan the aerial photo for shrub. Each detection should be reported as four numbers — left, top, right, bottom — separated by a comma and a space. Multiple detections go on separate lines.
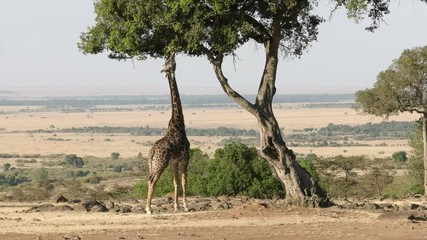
111, 152, 120, 160
384, 176, 413, 199
205, 143, 282, 198
392, 151, 407, 162
3, 163, 11, 172
85, 173, 102, 184
134, 144, 284, 199
407, 123, 424, 195
315, 155, 367, 199
113, 165, 123, 173
64, 154, 85, 168
134, 167, 174, 198
298, 154, 320, 182
0, 171, 30, 186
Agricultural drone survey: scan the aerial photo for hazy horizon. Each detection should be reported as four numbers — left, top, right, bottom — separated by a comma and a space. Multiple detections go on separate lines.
1, 1, 427, 97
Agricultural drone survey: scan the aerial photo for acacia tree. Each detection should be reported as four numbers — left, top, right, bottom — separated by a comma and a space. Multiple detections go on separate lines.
79, 0, 414, 206
334, 0, 427, 31
79, 0, 330, 206
355, 46, 427, 195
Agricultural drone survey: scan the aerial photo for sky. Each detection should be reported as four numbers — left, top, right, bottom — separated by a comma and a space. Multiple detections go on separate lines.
0, 1, 426, 96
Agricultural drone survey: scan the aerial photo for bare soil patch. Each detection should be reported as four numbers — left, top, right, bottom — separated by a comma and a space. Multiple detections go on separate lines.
1, 198, 427, 240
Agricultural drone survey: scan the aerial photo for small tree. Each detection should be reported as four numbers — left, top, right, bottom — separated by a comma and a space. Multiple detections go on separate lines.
392, 151, 408, 162
80, 0, 327, 207
363, 158, 394, 198
3, 163, 11, 172
111, 152, 120, 160
315, 155, 367, 199
355, 46, 427, 195
64, 154, 85, 168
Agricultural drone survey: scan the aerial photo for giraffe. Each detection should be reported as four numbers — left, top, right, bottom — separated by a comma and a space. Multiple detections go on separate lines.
145, 53, 190, 215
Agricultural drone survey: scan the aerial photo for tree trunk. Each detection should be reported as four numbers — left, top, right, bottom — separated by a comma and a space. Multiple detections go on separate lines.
423, 114, 427, 196
205, 38, 329, 207
255, 108, 329, 206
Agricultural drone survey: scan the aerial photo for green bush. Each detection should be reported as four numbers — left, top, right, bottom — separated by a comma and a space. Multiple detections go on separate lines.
134, 144, 284, 199
0, 171, 30, 186
134, 168, 174, 199
85, 173, 102, 184
392, 151, 407, 162
3, 163, 11, 172
202, 143, 283, 198
407, 123, 424, 195
298, 154, 320, 182
384, 176, 413, 199
111, 152, 120, 160
64, 154, 85, 168
315, 155, 367, 199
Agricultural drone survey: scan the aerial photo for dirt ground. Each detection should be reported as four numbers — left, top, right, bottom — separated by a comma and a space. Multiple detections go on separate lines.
1, 199, 427, 240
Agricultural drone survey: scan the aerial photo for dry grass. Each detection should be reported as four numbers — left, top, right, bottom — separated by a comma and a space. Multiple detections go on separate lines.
0, 105, 420, 158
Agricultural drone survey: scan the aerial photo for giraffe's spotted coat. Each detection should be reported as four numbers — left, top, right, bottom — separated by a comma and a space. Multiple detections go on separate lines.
145, 53, 190, 214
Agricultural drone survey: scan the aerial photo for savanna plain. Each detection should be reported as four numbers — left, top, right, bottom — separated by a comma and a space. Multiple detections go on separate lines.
0, 97, 426, 240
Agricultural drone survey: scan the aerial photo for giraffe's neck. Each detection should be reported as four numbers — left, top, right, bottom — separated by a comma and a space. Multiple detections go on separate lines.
168, 72, 184, 125
163, 54, 185, 133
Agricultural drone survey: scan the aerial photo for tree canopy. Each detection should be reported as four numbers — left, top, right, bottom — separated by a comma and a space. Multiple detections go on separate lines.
79, 0, 323, 60
80, 0, 329, 206
79, 0, 427, 205
335, 0, 427, 31
355, 45, 427, 196
355, 46, 427, 117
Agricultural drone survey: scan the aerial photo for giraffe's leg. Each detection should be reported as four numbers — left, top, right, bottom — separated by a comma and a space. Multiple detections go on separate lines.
172, 163, 179, 213
181, 155, 189, 212
146, 174, 160, 215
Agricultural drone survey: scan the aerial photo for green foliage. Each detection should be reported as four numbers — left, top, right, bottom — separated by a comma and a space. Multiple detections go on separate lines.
335, 0, 391, 31
201, 143, 284, 198
5, 185, 51, 202
355, 46, 427, 118
363, 158, 394, 198
298, 154, 319, 182
134, 167, 174, 199
355, 45, 427, 195
111, 152, 120, 160
288, 121, 414, 147
0, 170, 30, 186
65, 170, 91, 178
315, 155, 367, 199
3, 163, 11, 172
64, 154, 85, 168
32, 168, 49, 187
42, 126, 258, 137
85, 173, 102, 184
407, 122, 424, 194
79, 0, 322, 59
314, 155, 407, 199
391, 151, 408, 162
134, 145, 283, 199
134, 148, 210, 199
384, 176, 414, 199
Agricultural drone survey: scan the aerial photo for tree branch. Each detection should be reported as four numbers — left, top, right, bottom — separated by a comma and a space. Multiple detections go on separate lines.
203, 49, 257, 116
242, 14, 271, 41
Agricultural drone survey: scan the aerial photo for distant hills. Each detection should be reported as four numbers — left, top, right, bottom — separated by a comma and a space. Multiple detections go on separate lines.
0, 93, 355, 107
0, 90, 17, 95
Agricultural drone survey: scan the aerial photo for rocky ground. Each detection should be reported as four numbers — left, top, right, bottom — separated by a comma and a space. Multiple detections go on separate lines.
1, 196, 427, 240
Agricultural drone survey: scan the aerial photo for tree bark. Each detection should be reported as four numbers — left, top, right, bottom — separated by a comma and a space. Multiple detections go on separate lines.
205, 41, 329, 207
423, 114, 427, 196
